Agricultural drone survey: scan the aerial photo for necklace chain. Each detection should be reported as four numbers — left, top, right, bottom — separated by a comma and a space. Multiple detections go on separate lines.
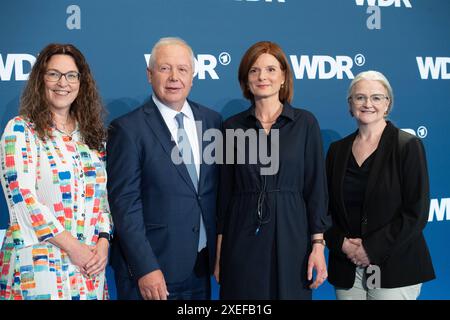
54, 117, 74, 135
256, 103, 283, 124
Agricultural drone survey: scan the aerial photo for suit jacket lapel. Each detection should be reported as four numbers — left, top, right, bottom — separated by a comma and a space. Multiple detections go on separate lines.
143, 99, 197, 193
334, 131, 357, 224
362, 122, 396, 212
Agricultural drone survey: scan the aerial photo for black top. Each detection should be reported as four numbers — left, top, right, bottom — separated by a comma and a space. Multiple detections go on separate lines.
324, 122, 435, 289
218, 103, 330, 299
343, 151, 376, 238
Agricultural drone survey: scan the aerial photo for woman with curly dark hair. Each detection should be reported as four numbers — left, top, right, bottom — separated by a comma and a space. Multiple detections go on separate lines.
0, 43, 112, 300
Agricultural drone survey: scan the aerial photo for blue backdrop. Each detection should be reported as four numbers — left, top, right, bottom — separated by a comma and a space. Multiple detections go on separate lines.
1, 0, 449, 300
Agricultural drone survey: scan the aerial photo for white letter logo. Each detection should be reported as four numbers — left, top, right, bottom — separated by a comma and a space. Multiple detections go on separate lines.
144, 53, 228, 80
0, 54, 36, 81
290, 55, 356, 80
417, 57, 450, 80
429, 198, 450, 222
355, 0, 411, 8
66, 5, 81, 30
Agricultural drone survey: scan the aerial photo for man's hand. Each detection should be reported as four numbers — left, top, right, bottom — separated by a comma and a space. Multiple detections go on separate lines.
138, 269, 169, 300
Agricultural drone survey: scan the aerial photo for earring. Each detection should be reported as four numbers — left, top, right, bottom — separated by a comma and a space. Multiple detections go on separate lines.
281, 83, 284, 89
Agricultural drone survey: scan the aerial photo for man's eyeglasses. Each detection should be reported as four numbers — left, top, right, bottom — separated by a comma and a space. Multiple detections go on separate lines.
350, 94, 389, 106
44, 70, 81, 83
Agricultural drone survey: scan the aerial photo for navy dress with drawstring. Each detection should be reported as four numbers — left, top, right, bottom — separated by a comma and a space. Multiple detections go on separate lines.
218, 103, 330, 300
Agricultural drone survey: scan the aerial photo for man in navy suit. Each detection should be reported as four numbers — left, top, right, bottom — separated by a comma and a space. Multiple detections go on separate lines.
107, 37, 222, 300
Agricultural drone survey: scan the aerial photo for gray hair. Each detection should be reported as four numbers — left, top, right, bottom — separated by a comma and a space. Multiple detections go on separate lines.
348, 70, 394, 114
148, 37, 195, 71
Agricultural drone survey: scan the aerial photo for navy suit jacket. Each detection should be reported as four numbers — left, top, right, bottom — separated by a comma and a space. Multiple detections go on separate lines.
107, 98, 222, 295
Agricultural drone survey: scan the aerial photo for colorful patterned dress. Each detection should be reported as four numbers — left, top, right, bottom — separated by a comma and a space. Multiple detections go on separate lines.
0, 116, 112, 300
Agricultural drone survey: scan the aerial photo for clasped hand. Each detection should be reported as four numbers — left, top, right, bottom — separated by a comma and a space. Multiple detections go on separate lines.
342, 238, 370, 267
68, 239, 109, 278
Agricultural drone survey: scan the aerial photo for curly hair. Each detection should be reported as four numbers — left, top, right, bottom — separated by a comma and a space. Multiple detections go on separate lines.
19, 43, 107, 151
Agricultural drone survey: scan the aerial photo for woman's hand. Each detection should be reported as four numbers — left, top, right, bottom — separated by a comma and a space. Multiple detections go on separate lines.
308, 244, 328, 289
66, 242, 96, 277
49, 231, 95, 277
343, 238, 370, 267
84, 238, 109, 277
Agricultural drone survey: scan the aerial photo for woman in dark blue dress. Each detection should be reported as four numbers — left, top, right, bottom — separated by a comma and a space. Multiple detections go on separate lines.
215, 41, 330, 299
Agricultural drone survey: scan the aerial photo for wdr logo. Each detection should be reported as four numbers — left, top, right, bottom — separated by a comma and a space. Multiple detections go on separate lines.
417, 57, 450, 80
0, 54, 36, 81
235, 0, 285, 3
355, 0, 412, 7
289, 54, 365, 80
144, 53, 231, 80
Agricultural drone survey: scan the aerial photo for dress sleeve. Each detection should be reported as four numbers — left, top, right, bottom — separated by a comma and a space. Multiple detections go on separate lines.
216, 124, 234, 235
98, 181, 113, 237
303, 114, 331, 234
97, 147, 113, 236
0, 117, 65, 248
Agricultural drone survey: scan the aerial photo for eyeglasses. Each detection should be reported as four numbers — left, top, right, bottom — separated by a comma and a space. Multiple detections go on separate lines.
350, 94, 389, 106
44, 70, 80, 83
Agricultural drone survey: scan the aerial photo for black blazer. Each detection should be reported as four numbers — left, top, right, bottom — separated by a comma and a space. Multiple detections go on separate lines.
324, 122, 435, 288
107, 98, 222, 298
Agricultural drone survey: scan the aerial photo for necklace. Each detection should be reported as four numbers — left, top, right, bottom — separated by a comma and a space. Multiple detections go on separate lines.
255, 103, 283, 125
54, 117, 75, 135
258, 119, 277, 124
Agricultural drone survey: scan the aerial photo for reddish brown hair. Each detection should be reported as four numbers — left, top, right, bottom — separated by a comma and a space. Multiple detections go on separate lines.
238, 41, 293, 103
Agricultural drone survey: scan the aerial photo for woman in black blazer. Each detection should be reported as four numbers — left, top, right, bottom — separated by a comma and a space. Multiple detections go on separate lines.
324, 70, 435, 300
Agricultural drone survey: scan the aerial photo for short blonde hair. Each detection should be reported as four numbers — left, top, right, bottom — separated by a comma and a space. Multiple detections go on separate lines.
148, 37, 195, 71
348, 70, 394, 114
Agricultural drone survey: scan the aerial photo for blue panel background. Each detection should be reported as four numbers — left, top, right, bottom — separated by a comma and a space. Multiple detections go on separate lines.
1, 0, 449, 300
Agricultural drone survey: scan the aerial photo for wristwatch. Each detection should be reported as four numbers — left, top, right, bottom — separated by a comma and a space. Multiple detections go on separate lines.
98, 232, 112, 243
311, 238, 326, 246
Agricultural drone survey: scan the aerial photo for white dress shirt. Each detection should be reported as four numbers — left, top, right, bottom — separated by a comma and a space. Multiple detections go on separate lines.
152, 95, 201, 179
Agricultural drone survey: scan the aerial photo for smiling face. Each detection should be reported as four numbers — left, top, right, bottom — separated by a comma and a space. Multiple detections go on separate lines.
147, 43, 194, 111
247, 53, 285, 102
44, 54, 80, 114
349, 79, 390, 126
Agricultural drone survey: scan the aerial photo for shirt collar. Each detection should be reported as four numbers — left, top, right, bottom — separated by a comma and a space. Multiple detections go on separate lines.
245, 101, 295, 122
152, 95, 194, 120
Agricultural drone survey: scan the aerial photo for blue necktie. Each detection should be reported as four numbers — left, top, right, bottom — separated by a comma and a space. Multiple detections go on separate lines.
174, 112, 206, 252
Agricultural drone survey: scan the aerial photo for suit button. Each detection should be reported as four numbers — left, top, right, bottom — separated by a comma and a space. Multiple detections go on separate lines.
197, 196, 202, 201
361, 218, 368, 225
